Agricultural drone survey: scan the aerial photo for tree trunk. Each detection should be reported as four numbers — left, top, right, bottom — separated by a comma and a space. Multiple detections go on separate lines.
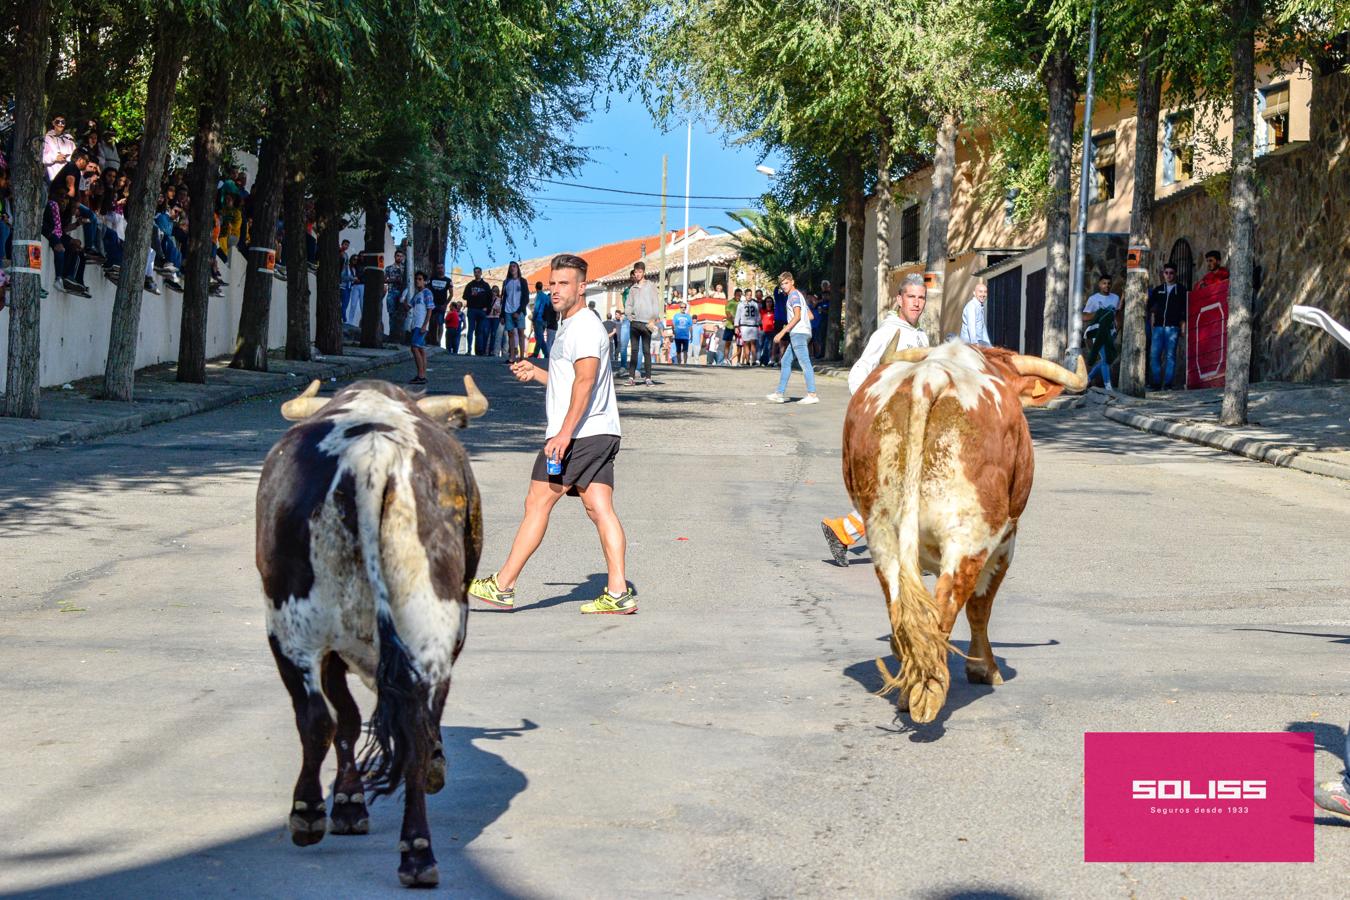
230, 108, 288, 370
176, 59, 228, 384
103, 23, 185, 401
1118, 39, 1162, 397
924, 112, 958, 343
843, 177, 866, 363
828, 217, 846, 360
313, 147, 343, 356
283, 162, 311, 360
1042, 49, 1078, 363
871, 124, 893, 336
359, 195, 388, 349
435, 208, 451, 273
3, 0, 54, 418
412, 219, 435, 277
1221, 0, 1260, 425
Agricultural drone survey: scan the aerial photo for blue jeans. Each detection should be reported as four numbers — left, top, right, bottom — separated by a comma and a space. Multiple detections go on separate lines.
759, 331, 774, 365
1150, 325, 1180, 388
0, 218, 13, 261
385, 288, 403, 333
776, 333, 816, 395
1088, 346, 1113, 388
618, 318, 631, 369
448, 327, 461, 353
533, 319, 549, 358
487, 317, 501, 355
467, 308, 488, 354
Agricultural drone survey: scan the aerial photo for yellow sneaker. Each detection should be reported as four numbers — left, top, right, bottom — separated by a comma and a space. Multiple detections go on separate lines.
468, 574, 515, 610
580, 587, 637, 615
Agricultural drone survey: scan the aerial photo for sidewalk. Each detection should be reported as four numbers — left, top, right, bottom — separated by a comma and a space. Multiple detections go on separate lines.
1102, 380, 1350, 481
0, 345, 431, 455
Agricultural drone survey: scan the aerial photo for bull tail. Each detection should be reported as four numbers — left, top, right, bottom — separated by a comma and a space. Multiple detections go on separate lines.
353, 459, 432, 799
872, 378, 950, 721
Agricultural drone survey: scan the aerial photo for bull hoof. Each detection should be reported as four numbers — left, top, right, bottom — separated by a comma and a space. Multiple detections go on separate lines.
966, 664, 1004, 686
330, 791, 370, 835
289, 800, 328, 846
398, 838, 439, 887
907, 677, 948, 724
426, 753, 446, 796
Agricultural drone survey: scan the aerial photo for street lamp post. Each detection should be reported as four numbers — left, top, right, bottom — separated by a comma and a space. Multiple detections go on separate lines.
682, 120, 692, 301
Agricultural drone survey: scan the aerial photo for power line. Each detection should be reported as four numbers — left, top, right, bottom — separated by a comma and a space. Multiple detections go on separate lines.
525, 194, 747, 212
533, 177, 763, 202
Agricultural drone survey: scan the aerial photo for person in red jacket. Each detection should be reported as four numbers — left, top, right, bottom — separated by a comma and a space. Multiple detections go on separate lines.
1195, 250, 1229, 290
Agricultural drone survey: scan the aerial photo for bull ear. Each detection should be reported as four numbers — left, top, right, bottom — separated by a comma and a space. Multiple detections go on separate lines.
1017, 376, 1067, 408
281, 380, 330, 421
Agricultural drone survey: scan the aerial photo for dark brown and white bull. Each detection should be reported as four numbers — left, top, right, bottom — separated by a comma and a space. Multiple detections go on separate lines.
842, 341, 1086, 724
257, 376, 487, 887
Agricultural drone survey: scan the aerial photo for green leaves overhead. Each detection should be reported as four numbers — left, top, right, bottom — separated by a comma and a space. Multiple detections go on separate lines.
721, 204, 835, 293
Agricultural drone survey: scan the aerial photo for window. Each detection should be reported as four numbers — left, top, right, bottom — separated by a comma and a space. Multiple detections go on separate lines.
1259, 82, 1290, 154
1169, 238, 1194, 289
899, 203, 921, 263
1090, 132, 1116, 202
1162, 112, 1194, 185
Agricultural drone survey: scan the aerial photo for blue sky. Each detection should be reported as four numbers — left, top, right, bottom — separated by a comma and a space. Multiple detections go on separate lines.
446, 91, 781, 273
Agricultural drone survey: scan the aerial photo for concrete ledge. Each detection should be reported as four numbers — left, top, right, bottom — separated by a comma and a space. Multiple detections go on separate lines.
1102, 406, 1350, 481
0, 345, 428, 456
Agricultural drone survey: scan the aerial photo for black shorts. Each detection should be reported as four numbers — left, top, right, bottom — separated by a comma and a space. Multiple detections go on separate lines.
674, 338, 689, 353
531, 434, 621, 496
722, 328, 734, 342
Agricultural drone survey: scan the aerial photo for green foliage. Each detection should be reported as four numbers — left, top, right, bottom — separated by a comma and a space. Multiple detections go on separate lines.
720, 204, 835, 294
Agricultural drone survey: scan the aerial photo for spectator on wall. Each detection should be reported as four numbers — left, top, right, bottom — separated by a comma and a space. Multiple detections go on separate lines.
42, 115, 75, 182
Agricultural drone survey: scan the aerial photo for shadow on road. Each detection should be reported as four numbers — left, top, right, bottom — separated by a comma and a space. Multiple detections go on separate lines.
1235, 627, 1350, 645
843, 638, 1062, 741
3, 721, 537, 899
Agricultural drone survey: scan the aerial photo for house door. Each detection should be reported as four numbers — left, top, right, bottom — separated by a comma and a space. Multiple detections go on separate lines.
1024, 268, 1047, 357
988, 266, 1023, 349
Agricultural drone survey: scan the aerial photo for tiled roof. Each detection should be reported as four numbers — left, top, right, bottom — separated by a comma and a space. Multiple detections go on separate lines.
490, 229, 696, 288
594, 232, 745, 285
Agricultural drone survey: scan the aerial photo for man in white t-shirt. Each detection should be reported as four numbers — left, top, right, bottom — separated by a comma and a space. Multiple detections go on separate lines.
1081, 274, 1121, 390
822, 273, 930, 565
407, 271, 433, 385
469, 253, 635, 615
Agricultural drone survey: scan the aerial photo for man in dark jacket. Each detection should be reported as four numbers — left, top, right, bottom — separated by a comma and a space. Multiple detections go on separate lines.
462, 266, 493, 355
1147, 263, 1188, 390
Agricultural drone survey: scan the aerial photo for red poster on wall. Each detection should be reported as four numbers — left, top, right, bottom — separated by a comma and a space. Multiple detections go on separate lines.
1187, 281, 1230, 389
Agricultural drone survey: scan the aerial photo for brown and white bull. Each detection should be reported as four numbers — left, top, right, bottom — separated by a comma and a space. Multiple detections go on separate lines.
257, 376, 487, 887
842, 341, 1086, 724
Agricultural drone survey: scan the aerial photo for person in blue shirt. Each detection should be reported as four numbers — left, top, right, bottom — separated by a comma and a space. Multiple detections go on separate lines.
671, 304, 693, 364
531, 281, 552, 358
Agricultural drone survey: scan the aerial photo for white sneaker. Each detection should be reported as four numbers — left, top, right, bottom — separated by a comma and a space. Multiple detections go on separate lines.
797, 395, 820, 405
765, 393, 787, 403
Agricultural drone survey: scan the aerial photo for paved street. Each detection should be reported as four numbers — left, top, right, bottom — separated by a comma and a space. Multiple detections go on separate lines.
2, 353, 1348, 898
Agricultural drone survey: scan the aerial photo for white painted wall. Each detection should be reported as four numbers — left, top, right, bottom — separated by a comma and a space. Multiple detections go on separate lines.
0, 246, 316, 391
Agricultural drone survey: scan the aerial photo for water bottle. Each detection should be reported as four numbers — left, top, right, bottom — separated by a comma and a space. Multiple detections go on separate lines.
546, 450, 562, 475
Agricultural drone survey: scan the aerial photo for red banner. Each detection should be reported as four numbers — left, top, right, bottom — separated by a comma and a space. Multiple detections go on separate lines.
1187, 281, 1229, 389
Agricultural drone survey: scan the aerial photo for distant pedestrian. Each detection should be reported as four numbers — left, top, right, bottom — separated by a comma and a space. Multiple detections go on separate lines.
384, 248, 407, 340
463, 266, 493, 354
759, 297, 776, 365
765, 271, 819, 405
960, 280, 992, 346
1147, 263, 1188, 390
625, 261, 660, 386
1082, 274, 1121, 390
470, 252, 635, 615
428, 263, 453, 346
671, 303, 693, 364
812, 283, 831, 357
502, 261, 529, 362
406, 271, 432, 384
722, 289, 740, 365
531, 281, 552, 358
487, 285, 503, 356
737, 291, 760, 365
445, 301, 463, 354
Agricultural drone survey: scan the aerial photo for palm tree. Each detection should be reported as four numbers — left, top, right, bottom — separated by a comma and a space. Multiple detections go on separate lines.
719, 205, 835, 292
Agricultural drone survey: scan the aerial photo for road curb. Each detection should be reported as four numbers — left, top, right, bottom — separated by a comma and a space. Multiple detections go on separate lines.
1102, 405, 1350, 481
0, 346, 429, 456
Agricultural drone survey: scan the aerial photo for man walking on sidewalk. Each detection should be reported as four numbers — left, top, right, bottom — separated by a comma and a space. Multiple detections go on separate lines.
469, 253, 635, 615
626, 261, 660, 386
1147, 263, 1187, 390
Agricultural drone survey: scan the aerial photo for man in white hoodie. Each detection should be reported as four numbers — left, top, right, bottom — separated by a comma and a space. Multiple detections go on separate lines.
821, 273, 929, 566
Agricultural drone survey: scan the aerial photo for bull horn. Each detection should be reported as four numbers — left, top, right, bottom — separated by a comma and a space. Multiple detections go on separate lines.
281, 380, 331, 421
880, 336, 933, 365
417, 375, 489, 420
1008, 352, 1088, 392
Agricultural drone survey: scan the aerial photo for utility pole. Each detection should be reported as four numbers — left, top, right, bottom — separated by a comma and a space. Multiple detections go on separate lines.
682, 120, 692, 300
658, 155, 668, 302
1067, 0, 1099, 366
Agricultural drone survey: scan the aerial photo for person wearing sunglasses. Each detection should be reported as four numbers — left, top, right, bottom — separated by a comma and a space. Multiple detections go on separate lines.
42, 116, 75, 182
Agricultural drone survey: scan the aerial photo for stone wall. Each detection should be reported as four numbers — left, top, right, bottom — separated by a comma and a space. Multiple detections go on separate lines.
1152, 67, 1350, 382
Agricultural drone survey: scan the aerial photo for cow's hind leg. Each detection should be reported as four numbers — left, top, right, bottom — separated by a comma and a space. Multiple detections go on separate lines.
321, 653, 370, 835
269, 636, 333, 847
397, 687, 439, 887
965, 535, 1014, 686
425, 681, 450, 795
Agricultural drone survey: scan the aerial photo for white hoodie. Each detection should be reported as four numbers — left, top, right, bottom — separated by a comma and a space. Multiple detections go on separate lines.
847, 312, 930, 394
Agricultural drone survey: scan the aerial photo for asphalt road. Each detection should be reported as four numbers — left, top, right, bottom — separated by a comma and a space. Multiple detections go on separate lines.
2, 351, 1347, 898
